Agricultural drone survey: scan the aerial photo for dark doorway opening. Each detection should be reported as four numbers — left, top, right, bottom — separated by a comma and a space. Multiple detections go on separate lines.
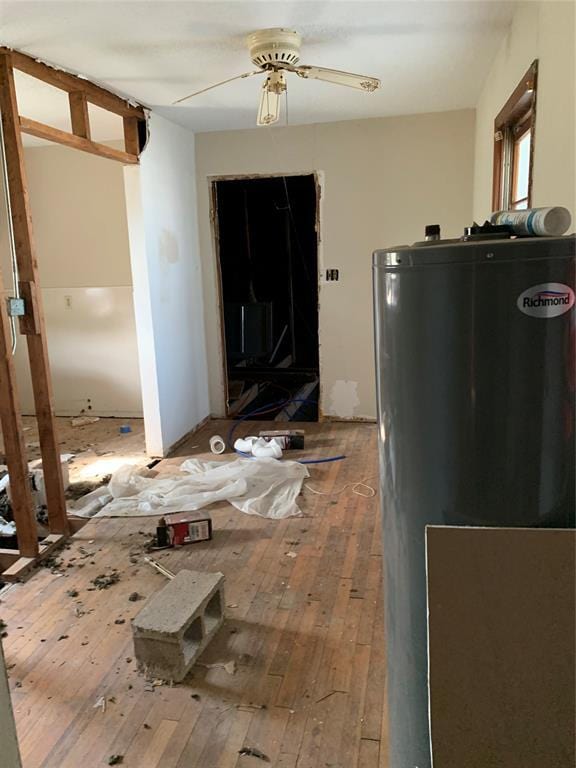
213, 174, 319, 421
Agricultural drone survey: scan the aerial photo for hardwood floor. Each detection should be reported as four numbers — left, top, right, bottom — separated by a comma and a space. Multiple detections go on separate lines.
0, 420, 388, 767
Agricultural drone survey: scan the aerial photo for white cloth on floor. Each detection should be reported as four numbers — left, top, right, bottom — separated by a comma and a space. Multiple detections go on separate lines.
93, 457, 309, 519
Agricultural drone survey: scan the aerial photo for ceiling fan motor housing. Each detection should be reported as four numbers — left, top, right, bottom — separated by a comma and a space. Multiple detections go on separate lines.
247, 28, 302, 68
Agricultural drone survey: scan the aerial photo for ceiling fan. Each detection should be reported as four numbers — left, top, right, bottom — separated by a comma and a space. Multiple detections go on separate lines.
173, 27, 381, 126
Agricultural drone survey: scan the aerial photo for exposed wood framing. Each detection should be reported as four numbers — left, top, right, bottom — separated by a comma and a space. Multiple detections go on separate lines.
20, 116, 139, 164
0, 270, 38, 557
68, 91, 91, 139
123, 116, 140, 156
1, 534, 66, 582
0, 49, 147, 571
4, 48, 144, 119
1, 46, 146, 164
0, 51, 70, 537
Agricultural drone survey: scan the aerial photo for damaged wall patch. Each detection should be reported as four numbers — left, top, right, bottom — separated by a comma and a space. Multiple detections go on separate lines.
328, 380, 359, 419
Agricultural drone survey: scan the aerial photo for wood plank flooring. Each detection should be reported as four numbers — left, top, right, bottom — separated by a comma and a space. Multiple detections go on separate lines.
0, 420, 387, 767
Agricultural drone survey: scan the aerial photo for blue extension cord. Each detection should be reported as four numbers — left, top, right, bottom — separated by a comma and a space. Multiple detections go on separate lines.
227, 399, 346, 465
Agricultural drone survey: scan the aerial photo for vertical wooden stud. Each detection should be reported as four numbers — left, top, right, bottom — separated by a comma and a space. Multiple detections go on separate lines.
0, 271, 38, 557
0, 51, 69, 536
69, 91, 91, 140
123, 116, 140, 156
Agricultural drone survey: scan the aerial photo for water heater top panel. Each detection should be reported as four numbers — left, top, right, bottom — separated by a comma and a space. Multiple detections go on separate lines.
373, 234, 576, 269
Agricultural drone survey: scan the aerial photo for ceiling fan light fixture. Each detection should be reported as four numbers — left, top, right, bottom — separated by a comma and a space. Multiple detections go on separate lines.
257, 71, 285, 126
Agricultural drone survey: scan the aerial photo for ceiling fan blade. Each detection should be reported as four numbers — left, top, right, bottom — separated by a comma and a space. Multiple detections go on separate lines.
294, 65, 380, 92
173, 70, 262, 105
257, 81, 281, 126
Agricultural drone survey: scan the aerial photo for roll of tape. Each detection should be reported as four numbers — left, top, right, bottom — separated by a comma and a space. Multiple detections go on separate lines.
210, 435, 226, 455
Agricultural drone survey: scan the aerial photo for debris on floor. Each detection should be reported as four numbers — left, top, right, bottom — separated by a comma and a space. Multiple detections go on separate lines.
107, 756, 123, 766
71, 416, 100, 427
66, 478, 111, 501
200, 659, 237, 675
238, 746, 270, 762
91, 571, 120, 590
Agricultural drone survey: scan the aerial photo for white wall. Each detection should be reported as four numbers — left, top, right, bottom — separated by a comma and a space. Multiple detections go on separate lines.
124, 113, 210, 456
473, 0, 576, 220
195, 110, 475, 419
0, 144, 142, 416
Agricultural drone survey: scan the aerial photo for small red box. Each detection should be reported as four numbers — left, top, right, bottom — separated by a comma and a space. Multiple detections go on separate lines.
165, 512, 213, 546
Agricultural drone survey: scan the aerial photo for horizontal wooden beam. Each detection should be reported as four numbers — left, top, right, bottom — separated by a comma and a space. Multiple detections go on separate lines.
2, 534, 66, 582
19, 116, 139, 164
0, 549, 20, 571
4, 47, 145, 119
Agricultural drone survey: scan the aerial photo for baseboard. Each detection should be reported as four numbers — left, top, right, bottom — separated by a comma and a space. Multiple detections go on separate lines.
165, 413, 212, 457
319, 414, 377, 424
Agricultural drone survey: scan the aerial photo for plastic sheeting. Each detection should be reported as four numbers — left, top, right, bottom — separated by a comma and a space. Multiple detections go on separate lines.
90, 457, 309, 520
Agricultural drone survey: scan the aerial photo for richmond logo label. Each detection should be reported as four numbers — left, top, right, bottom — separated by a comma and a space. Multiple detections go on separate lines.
517, 282, 575, 318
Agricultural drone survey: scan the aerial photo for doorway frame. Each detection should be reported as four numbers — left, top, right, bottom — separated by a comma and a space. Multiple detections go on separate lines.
208, 170, 324, 418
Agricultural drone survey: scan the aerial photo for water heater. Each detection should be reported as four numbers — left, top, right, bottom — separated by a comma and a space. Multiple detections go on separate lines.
372, 233, 575, 767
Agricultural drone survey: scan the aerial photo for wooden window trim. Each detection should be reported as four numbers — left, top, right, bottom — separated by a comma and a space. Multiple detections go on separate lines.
492, 60, 538, 212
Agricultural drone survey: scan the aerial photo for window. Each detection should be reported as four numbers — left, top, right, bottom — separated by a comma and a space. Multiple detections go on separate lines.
492, 60, 538, 212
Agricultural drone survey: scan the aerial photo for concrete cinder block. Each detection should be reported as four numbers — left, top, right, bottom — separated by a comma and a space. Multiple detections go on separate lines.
132, 569, 225, 682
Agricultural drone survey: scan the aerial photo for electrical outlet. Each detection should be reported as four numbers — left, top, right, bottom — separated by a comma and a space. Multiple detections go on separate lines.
325, 269, 339, 281
6, 297, 25, 317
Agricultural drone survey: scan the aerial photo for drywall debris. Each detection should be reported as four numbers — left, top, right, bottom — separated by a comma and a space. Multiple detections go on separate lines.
201, 660, 237, 675
94, 696, 106, 713
285, 551, 298, 559
238, 746, 270, 762
236, 703, 267, 711
91, 571, 120, 590
71, 416, 100, 427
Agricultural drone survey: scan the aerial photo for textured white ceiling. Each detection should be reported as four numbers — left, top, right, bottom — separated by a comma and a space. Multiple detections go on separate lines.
0, 1, 515, 140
